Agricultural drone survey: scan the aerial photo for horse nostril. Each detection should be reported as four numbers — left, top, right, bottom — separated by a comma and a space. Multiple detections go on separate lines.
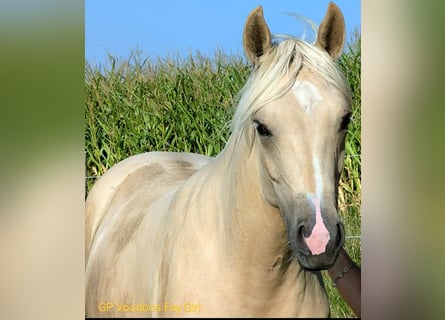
297, 225, 304, 240
298, 224, 310, 239
336, 223, 345, 247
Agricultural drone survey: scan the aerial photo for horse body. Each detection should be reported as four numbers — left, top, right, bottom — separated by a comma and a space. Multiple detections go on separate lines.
86, 140, 329, 317
86, 2, 351, 317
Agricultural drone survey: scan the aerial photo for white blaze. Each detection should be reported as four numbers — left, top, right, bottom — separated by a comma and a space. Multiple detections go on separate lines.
293, 80, 330, 254
313, 156, 323, 198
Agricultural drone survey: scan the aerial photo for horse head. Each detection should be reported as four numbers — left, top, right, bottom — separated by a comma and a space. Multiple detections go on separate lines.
240, 3, 351, 270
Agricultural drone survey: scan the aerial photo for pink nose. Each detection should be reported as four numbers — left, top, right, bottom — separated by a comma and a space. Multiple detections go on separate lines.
303, 196, 330, 255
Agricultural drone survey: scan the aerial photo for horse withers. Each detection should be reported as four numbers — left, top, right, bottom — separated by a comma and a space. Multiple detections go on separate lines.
86, 2, 352, 317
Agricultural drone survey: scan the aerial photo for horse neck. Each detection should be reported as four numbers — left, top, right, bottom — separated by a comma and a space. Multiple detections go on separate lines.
215, 132, 293, 271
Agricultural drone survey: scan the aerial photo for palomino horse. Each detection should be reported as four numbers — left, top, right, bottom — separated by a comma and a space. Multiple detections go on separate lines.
86, 2, 352, 317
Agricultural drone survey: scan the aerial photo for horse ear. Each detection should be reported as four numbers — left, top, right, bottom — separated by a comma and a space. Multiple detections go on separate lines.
315, 2, 346, 59
243, 6, 272, 65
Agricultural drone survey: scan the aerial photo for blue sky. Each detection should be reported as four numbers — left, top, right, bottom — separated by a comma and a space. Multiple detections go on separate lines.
86, 0, 360, 68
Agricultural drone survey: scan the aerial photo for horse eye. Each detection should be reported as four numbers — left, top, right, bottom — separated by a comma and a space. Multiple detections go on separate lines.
254, 120, 272, 137
340, 113, 352, 131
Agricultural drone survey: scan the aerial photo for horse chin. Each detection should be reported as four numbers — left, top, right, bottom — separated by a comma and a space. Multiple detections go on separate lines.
294, 250, 340, 271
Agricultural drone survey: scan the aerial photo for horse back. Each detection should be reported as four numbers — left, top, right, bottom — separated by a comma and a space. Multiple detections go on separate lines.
85, 151, 212, 259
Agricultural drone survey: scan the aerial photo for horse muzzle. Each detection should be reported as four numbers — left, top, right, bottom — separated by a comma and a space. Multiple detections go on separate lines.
293, 220, 345, 270
282, 195, 345, 270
